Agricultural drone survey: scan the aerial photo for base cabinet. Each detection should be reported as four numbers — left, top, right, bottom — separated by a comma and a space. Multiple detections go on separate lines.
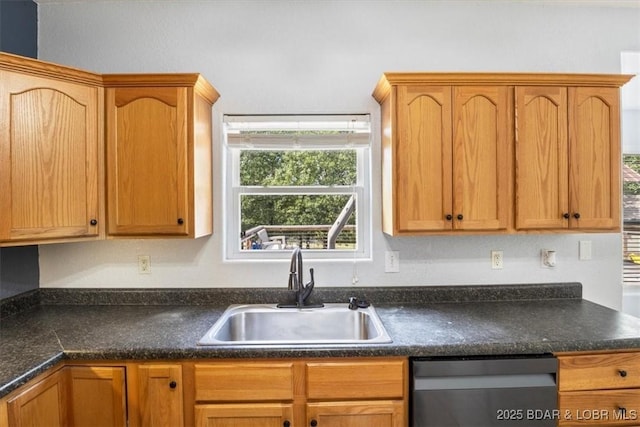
133, 364, 184, 427
195, 403, 294, 427
557, 351, 640, 426
193, 358, 407, 427
307, 401, 405, 427
67, 366, 126, 427
5, 368, 66, 427
1, 358, 406, 427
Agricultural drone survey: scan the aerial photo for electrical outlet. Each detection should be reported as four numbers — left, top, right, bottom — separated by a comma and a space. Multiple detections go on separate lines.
138, 255, 151, 274
385, 251, 400, 273
491, 250, 503, 269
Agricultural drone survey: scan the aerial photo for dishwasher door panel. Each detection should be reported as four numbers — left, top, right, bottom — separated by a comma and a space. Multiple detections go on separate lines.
412, 357, 558, 427
413, 386, 558, 426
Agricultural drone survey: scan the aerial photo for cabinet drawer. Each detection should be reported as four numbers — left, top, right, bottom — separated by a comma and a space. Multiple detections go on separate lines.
559, 389, 640, 426
558, 353, 640, 391
306, 360, 405, 400
194, 362, 294, 401
194, 403, 294, 426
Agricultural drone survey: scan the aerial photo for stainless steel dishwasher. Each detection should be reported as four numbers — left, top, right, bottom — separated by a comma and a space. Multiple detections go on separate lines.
412, 356, 558, 426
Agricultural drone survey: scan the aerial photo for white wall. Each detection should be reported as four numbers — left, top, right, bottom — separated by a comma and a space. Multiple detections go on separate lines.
36, 0, 640, 310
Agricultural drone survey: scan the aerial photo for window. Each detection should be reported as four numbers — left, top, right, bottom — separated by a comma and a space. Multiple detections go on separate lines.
621, 52, 640, 287
223, 115, 371, 260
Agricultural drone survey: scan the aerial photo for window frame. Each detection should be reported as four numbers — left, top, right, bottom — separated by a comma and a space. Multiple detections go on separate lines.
223, 114, 372, 261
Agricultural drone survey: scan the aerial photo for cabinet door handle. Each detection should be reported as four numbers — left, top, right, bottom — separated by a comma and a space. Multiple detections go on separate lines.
619, 369, 628, 377
445, 214, 453, 221
563, 213, 570, 219
310, 420, 318, 427
90, 219, 98, 226
573, 213, 580, 219
283, 421, 290, 427
177, 218, 184, 225
169, 380, 177, 389
457, 214, 463, 221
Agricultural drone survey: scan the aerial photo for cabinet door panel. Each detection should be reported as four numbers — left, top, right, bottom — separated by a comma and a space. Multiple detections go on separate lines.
107, 87, 188, 236
307, 401, 405, 427
569, 87, 620, 230
0, 71, 100, 242
195, 403, 294, 427
396, 85, 452, 232
453, 86, 510, 230
68, 366, 126, 427
138, 364, 184, 427
515, 86, 569, 229
559, 389, 640, 426
6, 369, 66, 427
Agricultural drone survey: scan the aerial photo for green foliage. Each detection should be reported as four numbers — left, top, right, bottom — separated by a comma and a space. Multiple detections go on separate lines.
624, 155, 640, 195
239, 150, 357, 232
240, 150, 356, 186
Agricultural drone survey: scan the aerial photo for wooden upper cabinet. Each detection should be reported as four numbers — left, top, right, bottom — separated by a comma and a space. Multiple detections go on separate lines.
395, 85, 452, 233
374, 72, 631, 235
452, 86, 510, 231
0, 53, 104, 246
104, 75, 219, 238
515, 86, 569, 230
377, 77, 510, 235
569, 87, 621, 230
516, 85, 622, 231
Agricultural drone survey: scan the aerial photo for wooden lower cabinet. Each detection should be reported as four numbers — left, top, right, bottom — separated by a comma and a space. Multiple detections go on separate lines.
557, 351, 640, 426
1, 357, 407, 427
133, 364, 184, 427
307, 401, 405, 427
5, 368, 66, 427
193, 358, 407, 427
195, 403, 294, 427
67, 366, 127, 427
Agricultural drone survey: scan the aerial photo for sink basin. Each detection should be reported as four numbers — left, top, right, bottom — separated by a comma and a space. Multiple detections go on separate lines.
198, 303, 392, 346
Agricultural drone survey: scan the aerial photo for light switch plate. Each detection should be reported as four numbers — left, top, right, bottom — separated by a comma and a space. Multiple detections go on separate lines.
579, 241, 592, 261
385, 251, 400, 273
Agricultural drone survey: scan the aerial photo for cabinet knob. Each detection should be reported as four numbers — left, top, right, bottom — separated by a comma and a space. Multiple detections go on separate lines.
573, 213, 581, 219
169, 380, 177, 389
619, 369, 628, 377
445, 214, 453, 221
457, 214, 463, 221
310, 420, 318, 427
90, 219, 98, 226
563, 213, 570, 219
177, 218, 184, 225
283, 422, 290, 427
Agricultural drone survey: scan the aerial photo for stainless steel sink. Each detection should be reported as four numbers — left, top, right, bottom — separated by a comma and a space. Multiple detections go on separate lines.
198, 303, 392, 346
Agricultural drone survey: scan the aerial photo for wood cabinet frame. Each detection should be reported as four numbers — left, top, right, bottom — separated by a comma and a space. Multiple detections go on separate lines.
373, 72, 632, 236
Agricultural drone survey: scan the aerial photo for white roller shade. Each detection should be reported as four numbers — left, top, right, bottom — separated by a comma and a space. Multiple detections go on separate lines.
224, 114, 371, 148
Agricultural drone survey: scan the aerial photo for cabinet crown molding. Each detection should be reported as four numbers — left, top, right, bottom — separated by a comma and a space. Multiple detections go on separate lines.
372, 72, 634, 102
0, 53, 220, 104
102, 73, 220, 104
0, 51, 102, 86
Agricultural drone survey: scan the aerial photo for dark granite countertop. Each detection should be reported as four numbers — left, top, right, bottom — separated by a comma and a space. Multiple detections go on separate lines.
2, 283, 640, 398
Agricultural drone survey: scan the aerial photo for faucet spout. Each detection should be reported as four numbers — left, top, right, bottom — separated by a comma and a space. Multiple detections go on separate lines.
278, 247, 323, 308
